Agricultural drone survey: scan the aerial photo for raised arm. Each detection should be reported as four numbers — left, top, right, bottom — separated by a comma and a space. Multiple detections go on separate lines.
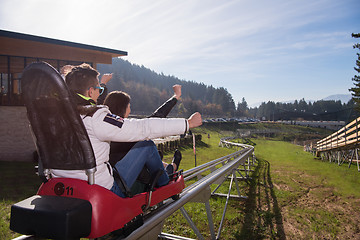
148, 84, 182, 118
97, 73, 113, 104
90, 108, 202, 143
172, 84, 181, 100
100, 73, 113, 85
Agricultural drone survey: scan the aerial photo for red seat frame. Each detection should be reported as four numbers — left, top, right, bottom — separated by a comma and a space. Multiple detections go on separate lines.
37, 175, 185, 238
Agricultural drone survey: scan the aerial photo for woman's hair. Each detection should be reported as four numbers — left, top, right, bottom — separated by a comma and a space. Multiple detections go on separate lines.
104, 91, 131, 117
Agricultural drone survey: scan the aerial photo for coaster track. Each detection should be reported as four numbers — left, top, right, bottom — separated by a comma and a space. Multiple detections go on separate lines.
125, 138, 255, 240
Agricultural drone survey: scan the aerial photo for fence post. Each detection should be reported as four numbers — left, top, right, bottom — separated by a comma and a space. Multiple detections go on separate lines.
356, 117, 358, 143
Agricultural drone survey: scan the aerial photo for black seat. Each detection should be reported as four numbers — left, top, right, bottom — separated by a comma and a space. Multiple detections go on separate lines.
21, 62, 96, 180
10, 195, 92, 239
10, 62, 97, 239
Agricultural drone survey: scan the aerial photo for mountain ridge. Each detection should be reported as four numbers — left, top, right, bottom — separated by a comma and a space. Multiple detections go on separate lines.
321, 94, 352, 103
249, 94, 352, 108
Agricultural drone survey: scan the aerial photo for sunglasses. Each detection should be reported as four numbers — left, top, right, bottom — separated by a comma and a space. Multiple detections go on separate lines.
92, 86, 104, 95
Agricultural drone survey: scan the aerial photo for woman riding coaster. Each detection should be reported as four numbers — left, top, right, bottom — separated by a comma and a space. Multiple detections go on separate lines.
104, 85, 183, 177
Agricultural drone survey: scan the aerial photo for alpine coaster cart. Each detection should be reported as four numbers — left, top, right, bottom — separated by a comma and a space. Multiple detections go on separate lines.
10, 62, 185, 239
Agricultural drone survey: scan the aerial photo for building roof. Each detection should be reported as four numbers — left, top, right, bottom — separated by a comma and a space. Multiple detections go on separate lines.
0, 29, 127, 68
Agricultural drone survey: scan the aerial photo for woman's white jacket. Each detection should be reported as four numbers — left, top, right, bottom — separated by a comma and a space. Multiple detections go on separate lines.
51, 106, 188, 189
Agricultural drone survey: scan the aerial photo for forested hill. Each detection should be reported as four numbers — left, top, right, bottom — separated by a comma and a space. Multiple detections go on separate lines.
97, 58, 235, 117
97, 59, 356, 121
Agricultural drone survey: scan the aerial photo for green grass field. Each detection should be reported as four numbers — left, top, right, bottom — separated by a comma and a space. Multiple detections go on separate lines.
1, 124, 360, 239
0, 161, 40, 239
252, 139, 360, 239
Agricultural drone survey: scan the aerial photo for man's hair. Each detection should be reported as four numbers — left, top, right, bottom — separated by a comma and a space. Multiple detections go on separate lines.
65, 63, 99, 95
104, 91, 131, 117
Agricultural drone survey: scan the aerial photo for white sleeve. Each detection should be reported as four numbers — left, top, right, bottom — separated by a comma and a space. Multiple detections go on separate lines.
91, 109, 187, 142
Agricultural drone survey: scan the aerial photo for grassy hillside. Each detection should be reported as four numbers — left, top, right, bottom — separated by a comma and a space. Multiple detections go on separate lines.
252, 139, 360, 239
163, 124, 360, 239
201, 121, 332, 142
2, 123, 359, 239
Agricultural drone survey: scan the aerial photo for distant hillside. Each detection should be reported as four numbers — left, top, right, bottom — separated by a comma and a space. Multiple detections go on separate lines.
97, 58, 235, 117
322, 94, 352, 103
97, 59, 356, 121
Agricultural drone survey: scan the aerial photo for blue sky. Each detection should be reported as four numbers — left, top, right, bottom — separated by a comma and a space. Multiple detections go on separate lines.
1, 0, 359, 106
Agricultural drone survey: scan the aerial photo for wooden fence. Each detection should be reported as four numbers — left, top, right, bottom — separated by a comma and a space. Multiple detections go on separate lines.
156, 134, 202, 153
316, 117, 360, 171
317, 117, 360, 152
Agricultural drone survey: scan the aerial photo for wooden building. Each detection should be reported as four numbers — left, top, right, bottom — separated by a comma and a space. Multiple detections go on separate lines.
0, 29, 127, 105
0, 29, 127, 161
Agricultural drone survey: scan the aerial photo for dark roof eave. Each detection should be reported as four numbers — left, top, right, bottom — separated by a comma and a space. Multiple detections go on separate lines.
0, 29, 128, 56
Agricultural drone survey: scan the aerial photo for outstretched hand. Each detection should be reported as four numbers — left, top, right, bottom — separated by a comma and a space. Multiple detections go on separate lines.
188, 112, 202, 129
100, 73, 113, 84
173, 84, 182, 100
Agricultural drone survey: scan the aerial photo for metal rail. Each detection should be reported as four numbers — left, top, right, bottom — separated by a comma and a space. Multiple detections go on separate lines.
125, 138, 255, 240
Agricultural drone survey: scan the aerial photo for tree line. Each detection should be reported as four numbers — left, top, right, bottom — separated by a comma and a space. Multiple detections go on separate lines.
247, 99, 356, 122
98, 58, 235, 117
98, 57, 357, 122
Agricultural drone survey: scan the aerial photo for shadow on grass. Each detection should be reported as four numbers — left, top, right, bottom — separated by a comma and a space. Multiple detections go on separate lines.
239, 158, 286, 239
0, 161, 41, 201
195, 140, 211, 148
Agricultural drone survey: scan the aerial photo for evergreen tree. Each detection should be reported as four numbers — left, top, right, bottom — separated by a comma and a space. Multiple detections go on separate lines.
298, 98, 308, 112
349, 33, 360, 111
236, 97, 248, 117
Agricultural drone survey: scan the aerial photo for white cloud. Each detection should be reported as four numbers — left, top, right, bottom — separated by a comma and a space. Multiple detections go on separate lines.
1, 0, 359, 105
